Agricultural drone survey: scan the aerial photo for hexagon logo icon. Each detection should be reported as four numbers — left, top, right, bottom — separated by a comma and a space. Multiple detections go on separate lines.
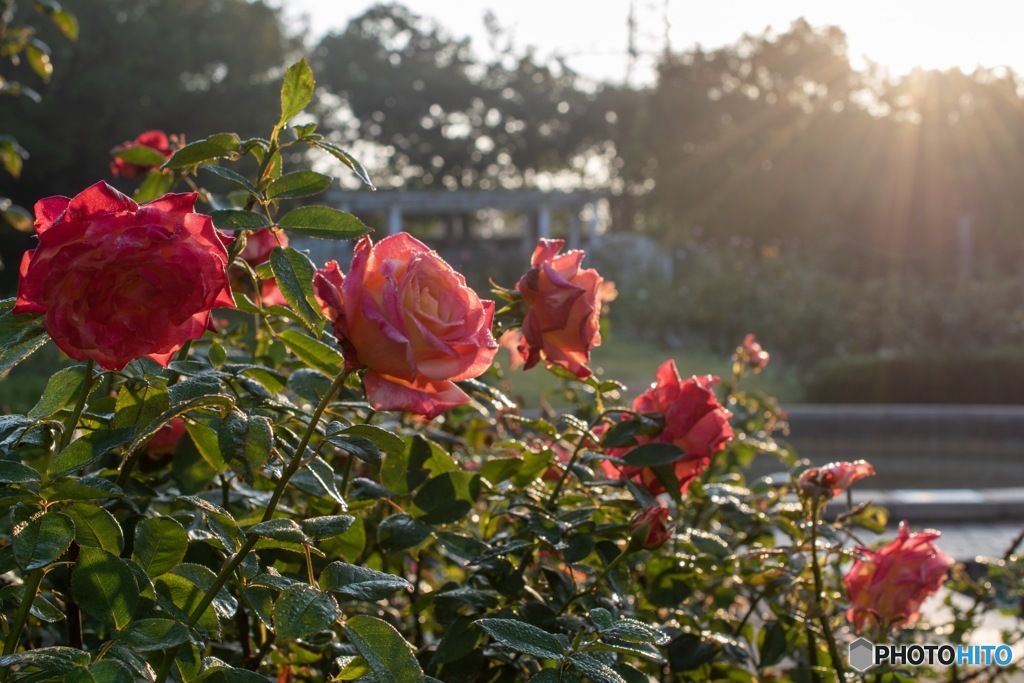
849, 637, 875, 672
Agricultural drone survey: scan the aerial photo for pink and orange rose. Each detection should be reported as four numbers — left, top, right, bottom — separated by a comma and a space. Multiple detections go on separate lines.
14, 182, 234, 370
314, 233, 498, 418
502, 238, 612, 379
602, 360, 733, 496
799, 460, 876, 499
844, 521, 954, 633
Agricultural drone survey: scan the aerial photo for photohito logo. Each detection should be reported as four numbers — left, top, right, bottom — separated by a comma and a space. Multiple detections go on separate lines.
848, 638, 1015, 672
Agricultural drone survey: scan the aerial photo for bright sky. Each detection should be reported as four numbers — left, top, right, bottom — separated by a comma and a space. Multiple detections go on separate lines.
281, 0, 1024, 83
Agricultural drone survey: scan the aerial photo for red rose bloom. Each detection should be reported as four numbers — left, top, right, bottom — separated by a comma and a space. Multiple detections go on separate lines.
799, 460, 876, 499
503, 238, 611, 379
110, 130, 173, 179
844, 521, 954, 633
144, 418, 187, 460
14, 182, 234, 370
602, 360, 733, 496
313, 233, 498, 419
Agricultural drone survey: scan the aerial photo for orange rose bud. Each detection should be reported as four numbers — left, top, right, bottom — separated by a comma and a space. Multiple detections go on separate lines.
798, 460, 876, 499
629, 506, 671, 550
844, 521, 954, 633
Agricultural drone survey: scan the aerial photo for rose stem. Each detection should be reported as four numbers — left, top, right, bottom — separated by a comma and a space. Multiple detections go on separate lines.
152, 369, 351, 683
810, 500, 847, 682
0, 569, 44, 682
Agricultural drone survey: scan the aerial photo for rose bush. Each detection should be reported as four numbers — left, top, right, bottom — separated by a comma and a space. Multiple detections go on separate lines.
314, 233, 498, 418
13, 181, 234, 370
0, 57, 1020, 683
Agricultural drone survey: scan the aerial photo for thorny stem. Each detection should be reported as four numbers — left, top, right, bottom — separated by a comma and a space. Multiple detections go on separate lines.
0, 569, 44, 683
153, 369, 351, 683
810, 501, 847, 683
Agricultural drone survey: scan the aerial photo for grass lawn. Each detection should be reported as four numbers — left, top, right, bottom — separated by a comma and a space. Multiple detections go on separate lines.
492, 334, 803, 408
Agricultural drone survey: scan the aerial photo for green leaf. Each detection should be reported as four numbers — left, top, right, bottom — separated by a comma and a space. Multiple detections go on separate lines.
65, 660, 135, 683
0, 136, 29, 179
203, 165, 258, 194
312, 140, 375, 188
0, 646, 89, 675
169, 563, 237, 619
29, 364, 89, 419
154, 573, 220, 636
72, 547, 139, 629
0, 460, 41, 484
279, 329, 344, 376
569, 653, 627, 683
412, 471, 481, 524
33, 2, 79, 40
114, 618, 189, 651
112, 145, 168, 166
340, 424, 404, 458
619, 443, 686, 467
164, 133, 240, 169
475, 619, 568, 660
273, 583, 340, 640
278, 58, 315, 127
48, 426, 138, 478
2, 202, 33, 232
184, 421, 229, 473
0, 299, 49, 375
217, 410, 273, 483
133, 170, 175, 203
178, 495, 243, 552
25, 42, 52, 82
211, 209, 271, 231
377, 514, 430, 553
63, 502, 123, 554
194, 666, 270, 683
320, 561, 412, 600
278, 206, 370, 240
133, 516, 188, 577
43, 476, 124, 502
113, 379, 169, 429
301, 515, 354, 540
248, 518, 311, 544
270, 246, 325, 335
758, 621, 788, 667
267, 171, 332, 200
13, 511, 74, 570
601, 617, 669, 645
344, 615, 424, 683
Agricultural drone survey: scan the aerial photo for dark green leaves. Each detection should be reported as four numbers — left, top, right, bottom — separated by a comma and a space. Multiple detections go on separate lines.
63, 503, 123, 554
619, 443, 686, 467
111, 145, 168, 166
278, 58, 315, 129
377, 514, 430, 553
344, 615, 424, 683
48, 427, 137, 478
278, 206, 370, 240
164, 133, 240, 169
0, 298, 49, 375
211, 210, 271, 231
13, 511, 74, 570
217, 410, 273, 483
279, 329, 343, 376
320, 561, 412, 600
268, 171, 332, 200
270, 246, 325, 335
114, 618, 190, 651
0, 461, 41, 484
71, 548, 139, 629
311, 139, 375, 189
273, 584, 339, 640
412, 471, 481, 524
475, 618, 568, 660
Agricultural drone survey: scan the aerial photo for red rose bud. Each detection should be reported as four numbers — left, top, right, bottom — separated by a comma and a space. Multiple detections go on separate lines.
313, 233, 498, 419
14, 182, 234, 370
629, 506, 671, 550
738, 333, 770, 372
798, 460, 876, 499
110, 130, 173, 178
844, 521, 954, 633
502, 238, 613, 379
601, 361, 733, 497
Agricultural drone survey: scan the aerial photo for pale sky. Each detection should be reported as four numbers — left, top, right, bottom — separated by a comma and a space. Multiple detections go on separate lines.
280, 1, 1024, 83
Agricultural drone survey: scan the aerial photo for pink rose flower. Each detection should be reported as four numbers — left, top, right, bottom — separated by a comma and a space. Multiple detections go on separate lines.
14, 182, 234, 370
503, 238, 611, 379
799, 460, 876, 499
110, 130, 173, 179
313, 233, 498, 418
630, 505, 671, 549
844, 521, 954, 633
601, 360, 734, 497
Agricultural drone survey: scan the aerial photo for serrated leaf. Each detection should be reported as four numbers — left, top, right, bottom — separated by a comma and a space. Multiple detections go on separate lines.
320, 561, 412, 600
412, 471, 481, 524
72, 547, 139, 629
113, 379, 169, 429
63, 502, 123, 554
270, 246, 324, 334
13, 511, 74, 570
569, 653, 627, 683
475, 618, 568, 660
267, 171, 332, 200
65, 660, 135, 683
48, 426, 138, 478
0, 647, 89, 675
0, 300, 48, 375
304, 455, 347, 508
278, 205, 370, 240
273, 583, 339, 640
248, 518, 310, 544
133, 169, 175, 203
344, 615, 424, 683
28, 363, 88, 419
279, 58, 315, 127
203, 165, 258, 194
112, 145, 168, 166
164, 133, 240, 169
0, 460, 41, 484
217, 410, 272, 483
133, 516, 188, 577
312, 140, 375, 188
179, 495, 243, 552
114, 618, 189, 651
43, 476, 124, 502
377, 513, 430, 553
211, 209, 271, 231
301, 515, 354, 540
279, 329, 344, 376
193, 666, 269, 683
619, 443, 686, 467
